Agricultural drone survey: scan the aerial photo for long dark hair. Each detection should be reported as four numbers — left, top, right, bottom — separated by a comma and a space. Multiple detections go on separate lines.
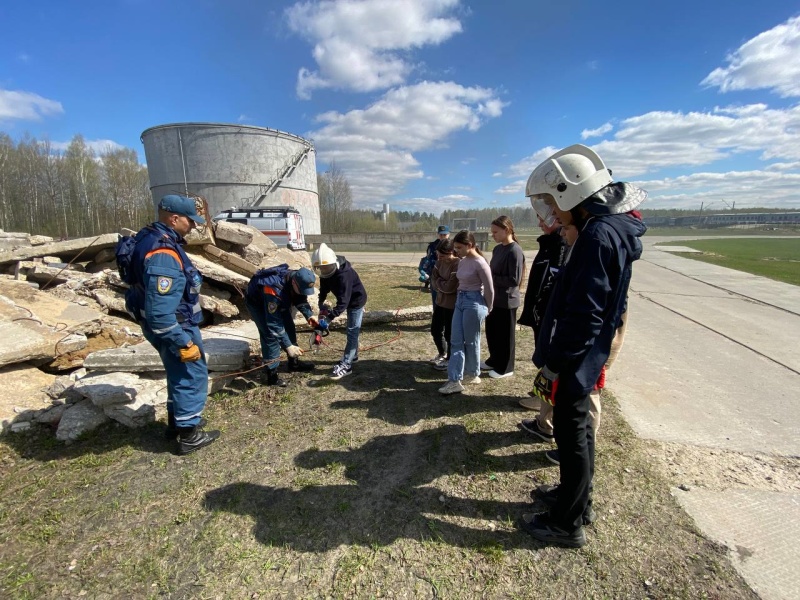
453, 229, 483, 257
491, 215, 519, 243
490, 215, 526, 288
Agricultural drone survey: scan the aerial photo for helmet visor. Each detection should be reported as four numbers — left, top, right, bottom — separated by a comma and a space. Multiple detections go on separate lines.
317, 263, 338, 279
531, 197, 558, 228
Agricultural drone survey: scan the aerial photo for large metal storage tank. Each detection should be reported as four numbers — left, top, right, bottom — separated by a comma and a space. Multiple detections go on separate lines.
140, 123, 321, 234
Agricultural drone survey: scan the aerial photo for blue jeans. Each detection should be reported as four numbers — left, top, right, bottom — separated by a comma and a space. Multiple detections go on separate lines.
141, 323, 208, 428
447, 291, 488, 381
343, 306, 364, 365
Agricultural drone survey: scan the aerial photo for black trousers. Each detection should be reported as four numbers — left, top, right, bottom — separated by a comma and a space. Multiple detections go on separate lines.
430, 305, 454, 358
552, 390, 595, 532
484, 307, 517, 374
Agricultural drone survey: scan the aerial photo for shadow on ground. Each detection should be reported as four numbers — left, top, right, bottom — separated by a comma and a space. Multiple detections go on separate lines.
204, 422, 553, 552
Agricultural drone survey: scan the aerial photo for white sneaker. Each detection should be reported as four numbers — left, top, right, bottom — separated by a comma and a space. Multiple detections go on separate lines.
488, 370, 513, 379
479, 361, 492, 371
429, 354, 445, 364
433, 356, 449, 370
464, 376, 481, 385
439, 380, 465, 395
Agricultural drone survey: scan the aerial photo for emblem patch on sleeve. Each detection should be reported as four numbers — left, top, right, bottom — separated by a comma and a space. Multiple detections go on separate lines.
267, 302, 278, 314
157, 277, 173, 294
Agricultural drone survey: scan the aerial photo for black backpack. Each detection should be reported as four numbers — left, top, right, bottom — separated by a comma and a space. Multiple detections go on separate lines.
115, 234, 139, 285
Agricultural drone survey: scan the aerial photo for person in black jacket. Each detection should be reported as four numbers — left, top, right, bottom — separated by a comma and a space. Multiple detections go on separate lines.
519, 144, 647, 548
311, 243, 368, 380
482, 215, 525, 378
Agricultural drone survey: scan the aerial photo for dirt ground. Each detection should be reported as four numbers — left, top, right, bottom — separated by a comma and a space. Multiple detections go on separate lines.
0, 319, 763, 599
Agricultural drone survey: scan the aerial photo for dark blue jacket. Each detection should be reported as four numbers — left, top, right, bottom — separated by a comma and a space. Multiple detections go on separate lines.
246, 264, 313, 348
124, 222, 203, 350
318, 256, 367, 319
533, 213, 646, 396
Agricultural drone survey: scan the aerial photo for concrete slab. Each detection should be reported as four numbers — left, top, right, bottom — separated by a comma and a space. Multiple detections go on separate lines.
0, 364, 55, 428
653, 245, 701, 253
83, 336, 250, 372
673, 487, 800, 600
0, 233, 120, 266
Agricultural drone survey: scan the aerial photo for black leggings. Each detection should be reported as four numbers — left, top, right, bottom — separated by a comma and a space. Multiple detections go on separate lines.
484, 306, 517, 374
430, 305, 454, 357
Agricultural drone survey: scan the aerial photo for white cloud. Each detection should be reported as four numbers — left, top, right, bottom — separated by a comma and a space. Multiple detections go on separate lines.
385, 193, 479, 214
237, 114, 251, 123
311, 80, 505, 204
0, 88, 63, 121
494, 180, 526, 196
286, 0, 463, 98
581, 122, 613, 140
702, 15, 800, 97
50, 139, 125, 154
501, 102, 800, 208
635, 170, 800, 210
506, 104, 800, 181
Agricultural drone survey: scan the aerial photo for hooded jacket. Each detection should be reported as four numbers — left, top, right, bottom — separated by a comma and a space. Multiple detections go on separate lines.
318, 256, 367, 319
518, 231, 565, 334
432, 255, 460, 310
533, 209, 646, 397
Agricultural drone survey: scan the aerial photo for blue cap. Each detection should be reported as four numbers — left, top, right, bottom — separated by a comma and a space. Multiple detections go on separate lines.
158, 194, 206, 224
292, 267, 316, 296
437, 225, 450, 234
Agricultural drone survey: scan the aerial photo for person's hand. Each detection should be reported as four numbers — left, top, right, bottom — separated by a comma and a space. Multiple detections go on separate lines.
319, 307, 331, 318
308, 317, 319, 328
532, 366, 559, 405
179, 341, 202, 362
286, 345, 303, 358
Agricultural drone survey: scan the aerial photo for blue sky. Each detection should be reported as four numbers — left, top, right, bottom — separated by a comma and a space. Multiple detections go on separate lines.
2, 0, 799, 214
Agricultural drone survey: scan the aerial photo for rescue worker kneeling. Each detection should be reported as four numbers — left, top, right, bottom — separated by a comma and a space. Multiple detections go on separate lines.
123, 195, 219, 455
245, 265, 320, 387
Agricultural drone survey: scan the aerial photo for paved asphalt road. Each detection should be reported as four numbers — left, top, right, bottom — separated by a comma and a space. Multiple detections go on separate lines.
344, 236, 800, 600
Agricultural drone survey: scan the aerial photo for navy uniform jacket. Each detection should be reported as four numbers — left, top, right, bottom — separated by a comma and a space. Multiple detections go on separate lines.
246, 265, 313, 349
125, 222, 203, 350
533, 213, 646, 396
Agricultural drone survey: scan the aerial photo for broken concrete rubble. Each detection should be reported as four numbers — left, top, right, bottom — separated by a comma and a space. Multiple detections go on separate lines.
0, 219, 435, 441
0, 233, 120, 266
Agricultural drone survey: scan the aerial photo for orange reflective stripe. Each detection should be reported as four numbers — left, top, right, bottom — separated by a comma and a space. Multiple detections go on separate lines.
145, 248, 183, 268
262, 285, 278, 296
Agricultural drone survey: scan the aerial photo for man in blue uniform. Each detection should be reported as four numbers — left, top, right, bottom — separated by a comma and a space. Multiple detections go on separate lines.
123, 195, 219, 455
245, 265, 322, 387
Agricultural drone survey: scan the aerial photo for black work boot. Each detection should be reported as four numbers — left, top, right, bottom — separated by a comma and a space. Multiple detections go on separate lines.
287, 356, 314, 372
177, 426, 220, 455
165, 413, 206, 439
259, 369, 287, 387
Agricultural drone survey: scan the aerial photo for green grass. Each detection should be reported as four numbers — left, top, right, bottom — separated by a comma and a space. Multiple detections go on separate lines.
658, 238, 800, 286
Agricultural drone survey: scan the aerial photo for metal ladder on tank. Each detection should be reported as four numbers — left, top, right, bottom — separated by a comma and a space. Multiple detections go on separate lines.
251, 142, 314, 207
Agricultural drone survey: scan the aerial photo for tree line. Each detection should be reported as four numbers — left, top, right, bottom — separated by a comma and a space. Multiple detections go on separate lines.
0, 133, 152, 238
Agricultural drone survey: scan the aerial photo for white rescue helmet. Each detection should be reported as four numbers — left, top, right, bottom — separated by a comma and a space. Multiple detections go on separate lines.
312, 243, 338, 279
525, 144, 613, 211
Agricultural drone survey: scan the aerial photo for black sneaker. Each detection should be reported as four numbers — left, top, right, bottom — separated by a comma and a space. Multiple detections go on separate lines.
177, 427, 220, 455
529, 485, 597, 525
331, 361, 352, 380
530, 483, 559, 505
518, 419, 555, 443
545, 449, 560, 466
287, 357, 314, 372
259, 370, 288, 387
519, 512, 586, 548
